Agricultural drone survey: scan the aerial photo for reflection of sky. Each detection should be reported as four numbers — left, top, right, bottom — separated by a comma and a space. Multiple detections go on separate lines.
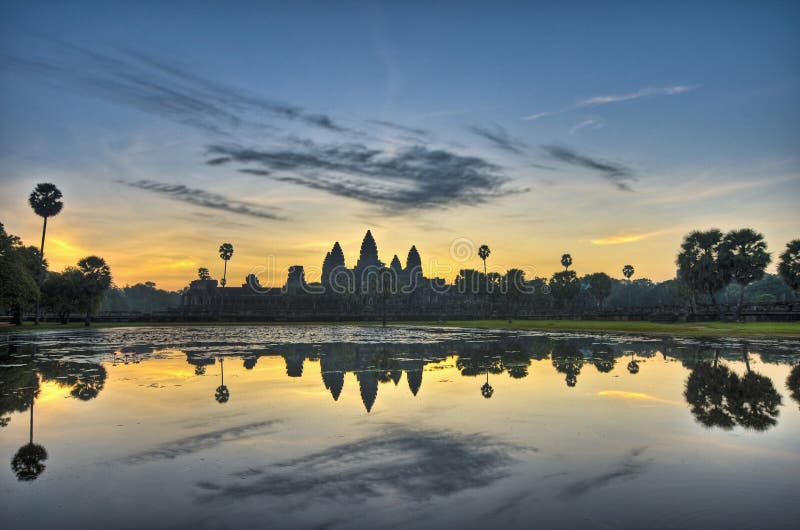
0, 327, 799, 529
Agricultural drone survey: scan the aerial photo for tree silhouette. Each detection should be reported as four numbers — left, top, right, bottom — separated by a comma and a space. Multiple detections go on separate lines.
627, 352, 640, 374
677, 229, 725, 312
28, 183, 63, 325
549, 270, 579, 309
777, 240, 800, 297
684, 353, 737, 430
718, 229, 771, 320
561, 253, 572, 271
731, 351, 781, 431
77, 256, 112, 326
215, 357, 230, 403
480, 370, 494, 399
787, 364, 800, 411
198, 267, 211, 280
218, 243, 234, 287
11, 355, 47, 481
478, 244, 491, 276
622, 264, 635, 282
587, 272, 612, 308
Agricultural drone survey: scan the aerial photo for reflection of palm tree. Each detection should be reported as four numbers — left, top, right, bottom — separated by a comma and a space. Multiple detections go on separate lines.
11, 376, 47, 481
480, 371, 494, 399
684, 351, 737, 430
787, 364, 800, 411
731, 351, 781, 431
627, 352, 640, 375
215, 357, 230, 404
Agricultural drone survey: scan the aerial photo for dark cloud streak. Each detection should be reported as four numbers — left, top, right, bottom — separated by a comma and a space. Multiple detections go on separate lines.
542, 144, 638, 191
469, 125, 526, 155
207, 141, 525, 211
125, 180, 286, 220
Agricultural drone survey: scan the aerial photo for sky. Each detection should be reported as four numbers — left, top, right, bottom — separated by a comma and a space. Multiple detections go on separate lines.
1, 1, 798, 290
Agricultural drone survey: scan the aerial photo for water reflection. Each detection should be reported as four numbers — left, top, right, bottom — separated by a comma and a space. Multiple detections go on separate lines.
684, 350, 782, 431
1, 326, 799, 490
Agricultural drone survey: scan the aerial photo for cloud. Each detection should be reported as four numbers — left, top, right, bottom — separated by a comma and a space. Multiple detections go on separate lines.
521, 111, 553, 122
368, 119, 431, 138
207, 140, 524, 211
468, 125, 527, 155
541, 145, 637, 191
121, 420, 282, 464
3, 45, 354, 135
557, 447, 650, 499
195, 427, 520, 505
570, 118, 605, 134
125, 180, 286, 220
522, 85, 693, 121
590, 229, 671, 245
578, 85, 692, 107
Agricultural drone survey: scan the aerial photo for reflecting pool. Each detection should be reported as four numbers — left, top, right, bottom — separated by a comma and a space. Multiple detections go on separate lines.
1, 325, 799, 529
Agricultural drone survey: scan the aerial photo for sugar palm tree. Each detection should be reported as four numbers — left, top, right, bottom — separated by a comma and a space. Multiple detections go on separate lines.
29, 183, 63, 325
218, 243, 234, 288
478, 244, 491, 276
561, 253, 572, 271
718, 229, 771, 320
778, 240, 800, 297
622, 264, 635, 282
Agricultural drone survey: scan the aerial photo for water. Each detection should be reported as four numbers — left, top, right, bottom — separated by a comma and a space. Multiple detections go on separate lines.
1, 325, 798, 530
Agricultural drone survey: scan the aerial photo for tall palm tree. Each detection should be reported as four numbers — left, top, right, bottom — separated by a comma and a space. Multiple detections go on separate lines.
561, 253, 572, 271
478, 244, 491, 276
718, 229, 771, 320
622, 264, 635, 282
218, 243, 234, 287
29, 183, 63, 325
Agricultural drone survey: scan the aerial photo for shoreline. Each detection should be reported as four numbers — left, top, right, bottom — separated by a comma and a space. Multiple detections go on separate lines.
2, 319, 799, 339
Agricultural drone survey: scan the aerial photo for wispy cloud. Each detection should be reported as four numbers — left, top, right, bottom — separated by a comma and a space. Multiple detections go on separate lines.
125, 180, 286, 220
368, 119, 431, 138
2, 45, 355, 135
542, 144, 638, 191
578, 85, 692, 107
570, 118, 605, 134
590, 229, 672, 245
468, 124, 527, 155
207, 140, 524, 211
523, 85, 693, 121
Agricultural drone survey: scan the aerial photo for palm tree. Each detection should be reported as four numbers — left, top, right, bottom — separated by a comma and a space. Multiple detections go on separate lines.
718, 229, 771, 320
561, 253, 572, 271
29, 183, 63, 325
478, 244, 491, 276
198, 267, 211, 280
676, 229, 725, 313
77, 256, 112, 326
622, 264, 635, 282
218, 243, 234, 287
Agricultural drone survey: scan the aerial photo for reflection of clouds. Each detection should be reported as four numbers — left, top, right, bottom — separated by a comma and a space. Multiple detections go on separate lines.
196, 427, 522, 505
557, 447, 650, 499
121, 420, 282, 464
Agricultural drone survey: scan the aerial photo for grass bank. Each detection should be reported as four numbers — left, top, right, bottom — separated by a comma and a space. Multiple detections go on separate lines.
401, 319, 800, 338
2, 319, 799, 338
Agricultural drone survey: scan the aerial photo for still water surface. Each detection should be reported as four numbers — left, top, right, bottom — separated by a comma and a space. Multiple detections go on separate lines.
1, 325, 799, 529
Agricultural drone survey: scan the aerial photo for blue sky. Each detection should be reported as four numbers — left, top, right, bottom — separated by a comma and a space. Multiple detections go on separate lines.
1, 1, 798, 288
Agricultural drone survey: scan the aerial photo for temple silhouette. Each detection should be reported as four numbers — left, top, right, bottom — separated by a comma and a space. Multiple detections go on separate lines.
181, 230, 444, 316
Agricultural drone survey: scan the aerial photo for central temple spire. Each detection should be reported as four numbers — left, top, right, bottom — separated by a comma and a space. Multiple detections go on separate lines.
355, 229, 383, 272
